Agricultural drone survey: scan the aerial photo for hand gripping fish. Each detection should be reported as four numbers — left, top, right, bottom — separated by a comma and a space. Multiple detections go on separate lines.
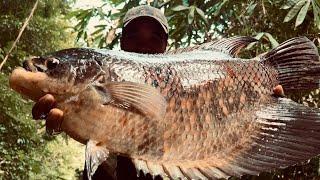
9, 37, 320, 180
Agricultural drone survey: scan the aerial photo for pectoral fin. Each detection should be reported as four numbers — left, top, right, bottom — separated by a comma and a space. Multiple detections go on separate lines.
85, 140, 116, 180
95, 81, 167, 120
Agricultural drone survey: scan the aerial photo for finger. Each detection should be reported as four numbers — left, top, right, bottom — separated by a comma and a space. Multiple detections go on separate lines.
32, 94, 56, 120
273, 84, 285, 97
46, 108, 64, 135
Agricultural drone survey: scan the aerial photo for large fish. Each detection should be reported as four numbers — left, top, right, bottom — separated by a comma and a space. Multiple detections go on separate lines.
9, 36, 320, 179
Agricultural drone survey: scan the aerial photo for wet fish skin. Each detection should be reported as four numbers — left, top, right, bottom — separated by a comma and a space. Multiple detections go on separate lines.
9, 36, 320, 179
41, 48, 277, 157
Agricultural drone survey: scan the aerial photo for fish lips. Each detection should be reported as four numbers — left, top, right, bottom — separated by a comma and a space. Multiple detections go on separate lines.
9, 67, 48, 101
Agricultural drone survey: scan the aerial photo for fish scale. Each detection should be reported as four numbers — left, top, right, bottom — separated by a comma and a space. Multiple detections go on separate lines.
89, 55, 276, 165
9, 36, 320, 179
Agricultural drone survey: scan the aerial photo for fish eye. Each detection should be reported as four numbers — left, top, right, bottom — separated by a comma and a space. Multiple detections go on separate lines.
46, 58, 59, 70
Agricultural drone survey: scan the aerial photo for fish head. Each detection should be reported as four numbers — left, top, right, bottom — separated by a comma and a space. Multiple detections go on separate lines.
9, 48, 105, 101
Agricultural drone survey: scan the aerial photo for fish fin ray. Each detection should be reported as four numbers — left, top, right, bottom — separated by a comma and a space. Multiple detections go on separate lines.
132, 98, 320, 179
132, 159, 229, 179
216, 98, 320, 176
261, 36, 320, 93
201, 36, 257, 57
105, 81, 167, 120
132, 159, 170, 178
85, 140, 115, 180
166, 36, 257, 57
162, 163, 185, 179
179, 166, 210, 180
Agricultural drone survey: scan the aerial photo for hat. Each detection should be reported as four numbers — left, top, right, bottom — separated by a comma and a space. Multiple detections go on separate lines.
123, 5, 169, 34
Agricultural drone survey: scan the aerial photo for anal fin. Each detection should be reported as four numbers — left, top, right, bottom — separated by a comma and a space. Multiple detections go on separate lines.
132, 158, 219, 180
85, 140, 116, 180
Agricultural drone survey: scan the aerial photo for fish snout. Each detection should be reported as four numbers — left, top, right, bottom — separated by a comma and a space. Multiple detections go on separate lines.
22, 57, 59, 72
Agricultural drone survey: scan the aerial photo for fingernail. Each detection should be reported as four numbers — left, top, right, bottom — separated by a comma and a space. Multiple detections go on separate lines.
46, 108, 64, 135
273, 85, 285, 97
32, 94, 56, 120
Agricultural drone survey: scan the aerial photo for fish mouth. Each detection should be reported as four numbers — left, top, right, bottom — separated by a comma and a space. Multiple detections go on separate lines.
9, 65, 49, 101
9, 56, 60, 101
10, 56, 100, 102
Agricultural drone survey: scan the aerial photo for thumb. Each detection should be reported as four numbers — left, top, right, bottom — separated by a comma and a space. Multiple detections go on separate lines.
46, 108, 64, 135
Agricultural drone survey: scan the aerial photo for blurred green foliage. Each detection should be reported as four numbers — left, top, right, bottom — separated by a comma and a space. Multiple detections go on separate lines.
0, 0, 79, 179
0, 0, 75, 73
70, 0, 320, 51
0, 72, 44, 179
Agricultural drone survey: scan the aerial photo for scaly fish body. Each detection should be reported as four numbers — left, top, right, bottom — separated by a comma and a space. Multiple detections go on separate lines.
9, 37, 320, 179
58, 55, 275, 158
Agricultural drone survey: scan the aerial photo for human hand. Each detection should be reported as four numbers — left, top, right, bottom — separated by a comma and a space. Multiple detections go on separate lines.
273, 85, 285, 97
32, 94, 64, 135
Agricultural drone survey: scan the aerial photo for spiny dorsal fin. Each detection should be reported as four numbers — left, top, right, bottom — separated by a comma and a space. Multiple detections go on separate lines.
166, 36, 257, 57
132, 98, 320, 179
104, 81, 167, 120
200, 36, 257, 57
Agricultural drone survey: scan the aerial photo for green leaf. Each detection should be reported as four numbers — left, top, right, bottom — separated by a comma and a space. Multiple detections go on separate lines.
94, 24, 108, 28
182, 0, 189, 6
188, 6, 195, 24
312, 0, 320, 29
93, 33, 104, 42
83, 31, 88, 40
172, 5, 190, 11
283, 0, 307, 22
96, 7, 106, 18
110, 12, 123, 20
265, 33, 279, 48
295, 0, 310, 27
246, 1, 257, 15
75, 9, 90, 19
254, 32, 265, 40
246, 32, 265, 49
281, 0, 300, 9
110, 0, 123, 6
76, 30, 83, 41
0, 48, 4, 60
209, 0, 229, 17
195, 7, 208, 25
91, 27, 105, 36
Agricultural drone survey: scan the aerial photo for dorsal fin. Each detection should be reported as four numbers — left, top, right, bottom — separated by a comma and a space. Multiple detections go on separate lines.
200, 36, 257, 57
166, 36, 257, 57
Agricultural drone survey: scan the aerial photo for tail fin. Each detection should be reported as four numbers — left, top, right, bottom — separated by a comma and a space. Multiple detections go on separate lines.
131, 98, 320, 179
210, 98, 320, 178
261, 37, 320, 93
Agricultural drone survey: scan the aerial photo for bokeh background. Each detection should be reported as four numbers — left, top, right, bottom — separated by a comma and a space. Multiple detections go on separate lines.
0, 0, 319, 179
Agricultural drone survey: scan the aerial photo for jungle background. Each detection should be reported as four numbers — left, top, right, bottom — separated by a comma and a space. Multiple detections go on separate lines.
0, 0, 320, 179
